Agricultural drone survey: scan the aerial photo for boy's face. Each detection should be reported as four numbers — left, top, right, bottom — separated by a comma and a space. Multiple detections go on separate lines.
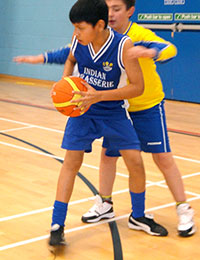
73, 22, 97, 45
106, 0, 134, 34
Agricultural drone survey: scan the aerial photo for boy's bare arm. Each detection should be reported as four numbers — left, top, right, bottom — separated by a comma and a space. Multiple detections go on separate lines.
62, 51, 76, 77
121, 38, 144, 98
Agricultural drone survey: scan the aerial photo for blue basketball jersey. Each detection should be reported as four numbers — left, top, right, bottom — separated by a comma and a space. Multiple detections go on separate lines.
71, 28, 130, 119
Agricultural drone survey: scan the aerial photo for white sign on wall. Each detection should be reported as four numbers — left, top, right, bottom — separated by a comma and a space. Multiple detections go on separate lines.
175, 13, 200, 21
138, 13, 173, 21
164, 0, 185, 5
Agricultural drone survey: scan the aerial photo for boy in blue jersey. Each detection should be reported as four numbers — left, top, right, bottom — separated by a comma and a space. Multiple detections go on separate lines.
13, 0, 195, 238
48, 0, 169, 247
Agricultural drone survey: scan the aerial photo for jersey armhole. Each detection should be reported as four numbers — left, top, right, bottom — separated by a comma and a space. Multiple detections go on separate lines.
118, 36, 130, 71
71, 36, 78, 56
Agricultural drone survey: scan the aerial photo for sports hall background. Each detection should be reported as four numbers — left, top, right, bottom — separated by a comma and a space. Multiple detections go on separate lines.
0, 0, 199, 103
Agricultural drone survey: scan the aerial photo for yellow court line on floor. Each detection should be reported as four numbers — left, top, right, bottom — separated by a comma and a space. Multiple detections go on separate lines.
15, 81, 53, 87
16, 81, 36, 86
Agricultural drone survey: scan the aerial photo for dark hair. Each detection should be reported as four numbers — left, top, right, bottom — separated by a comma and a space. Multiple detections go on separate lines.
122, 0, 136, 10
69, 0, 108, 28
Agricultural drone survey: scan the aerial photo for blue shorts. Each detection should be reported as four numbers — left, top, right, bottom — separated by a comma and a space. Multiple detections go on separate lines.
104, 100, 171, 156
62, 116, 141, 152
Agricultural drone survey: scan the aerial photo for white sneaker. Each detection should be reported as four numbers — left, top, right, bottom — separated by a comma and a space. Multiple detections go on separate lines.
81, 195, 115, 223
176, 203, 196, 237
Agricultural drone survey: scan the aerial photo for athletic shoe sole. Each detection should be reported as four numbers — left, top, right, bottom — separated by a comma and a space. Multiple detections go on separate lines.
178, 225, 196, 237
82, 212, 115, 223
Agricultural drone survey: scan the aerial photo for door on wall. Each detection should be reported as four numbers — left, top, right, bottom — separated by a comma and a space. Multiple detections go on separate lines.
155, 30, 200, 103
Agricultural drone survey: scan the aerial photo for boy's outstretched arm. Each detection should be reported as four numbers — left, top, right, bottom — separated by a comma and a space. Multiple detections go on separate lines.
43, 46, 70, 64
13, 45, 70, 65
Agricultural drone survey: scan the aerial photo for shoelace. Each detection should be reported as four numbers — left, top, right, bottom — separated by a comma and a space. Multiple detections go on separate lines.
88, 200, 103, 213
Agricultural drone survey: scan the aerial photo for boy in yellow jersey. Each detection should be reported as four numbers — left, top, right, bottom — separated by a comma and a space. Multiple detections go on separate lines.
79, 0, 196, 237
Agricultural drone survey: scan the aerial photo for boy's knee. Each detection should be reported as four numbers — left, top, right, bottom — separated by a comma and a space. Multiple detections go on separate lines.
153, 152, 174, 169
121, 150, 144, 169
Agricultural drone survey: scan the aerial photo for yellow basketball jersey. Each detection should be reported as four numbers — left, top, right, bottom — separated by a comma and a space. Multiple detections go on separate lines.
124, 22, 177, 112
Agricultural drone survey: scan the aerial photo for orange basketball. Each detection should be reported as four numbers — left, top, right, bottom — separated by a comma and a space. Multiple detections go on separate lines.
51, 76, 90, 117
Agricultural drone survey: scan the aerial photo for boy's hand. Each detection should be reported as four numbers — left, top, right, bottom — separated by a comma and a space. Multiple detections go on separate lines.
127, 46, 157, 59
13, 54, 44, 64
71, 81, 102, 112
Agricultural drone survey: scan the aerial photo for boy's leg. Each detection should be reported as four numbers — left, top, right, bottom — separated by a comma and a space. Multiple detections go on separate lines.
81, 148, 116, 223
49, 150, 84, 246
152, 152, 195, 237
120, 149, 145, 193
99, 148, 118, 196
55, 150, 84, 202
120, 149, 168, 236
130, 101, 195, 237
152, 152, 186, 202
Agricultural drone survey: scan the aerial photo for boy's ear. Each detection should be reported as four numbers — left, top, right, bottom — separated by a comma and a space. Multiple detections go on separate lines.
96, 19, 106, 31
128, 6, 135, 18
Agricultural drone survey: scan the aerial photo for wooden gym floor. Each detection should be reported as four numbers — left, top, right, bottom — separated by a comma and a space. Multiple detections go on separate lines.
0, 75, 199, 260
